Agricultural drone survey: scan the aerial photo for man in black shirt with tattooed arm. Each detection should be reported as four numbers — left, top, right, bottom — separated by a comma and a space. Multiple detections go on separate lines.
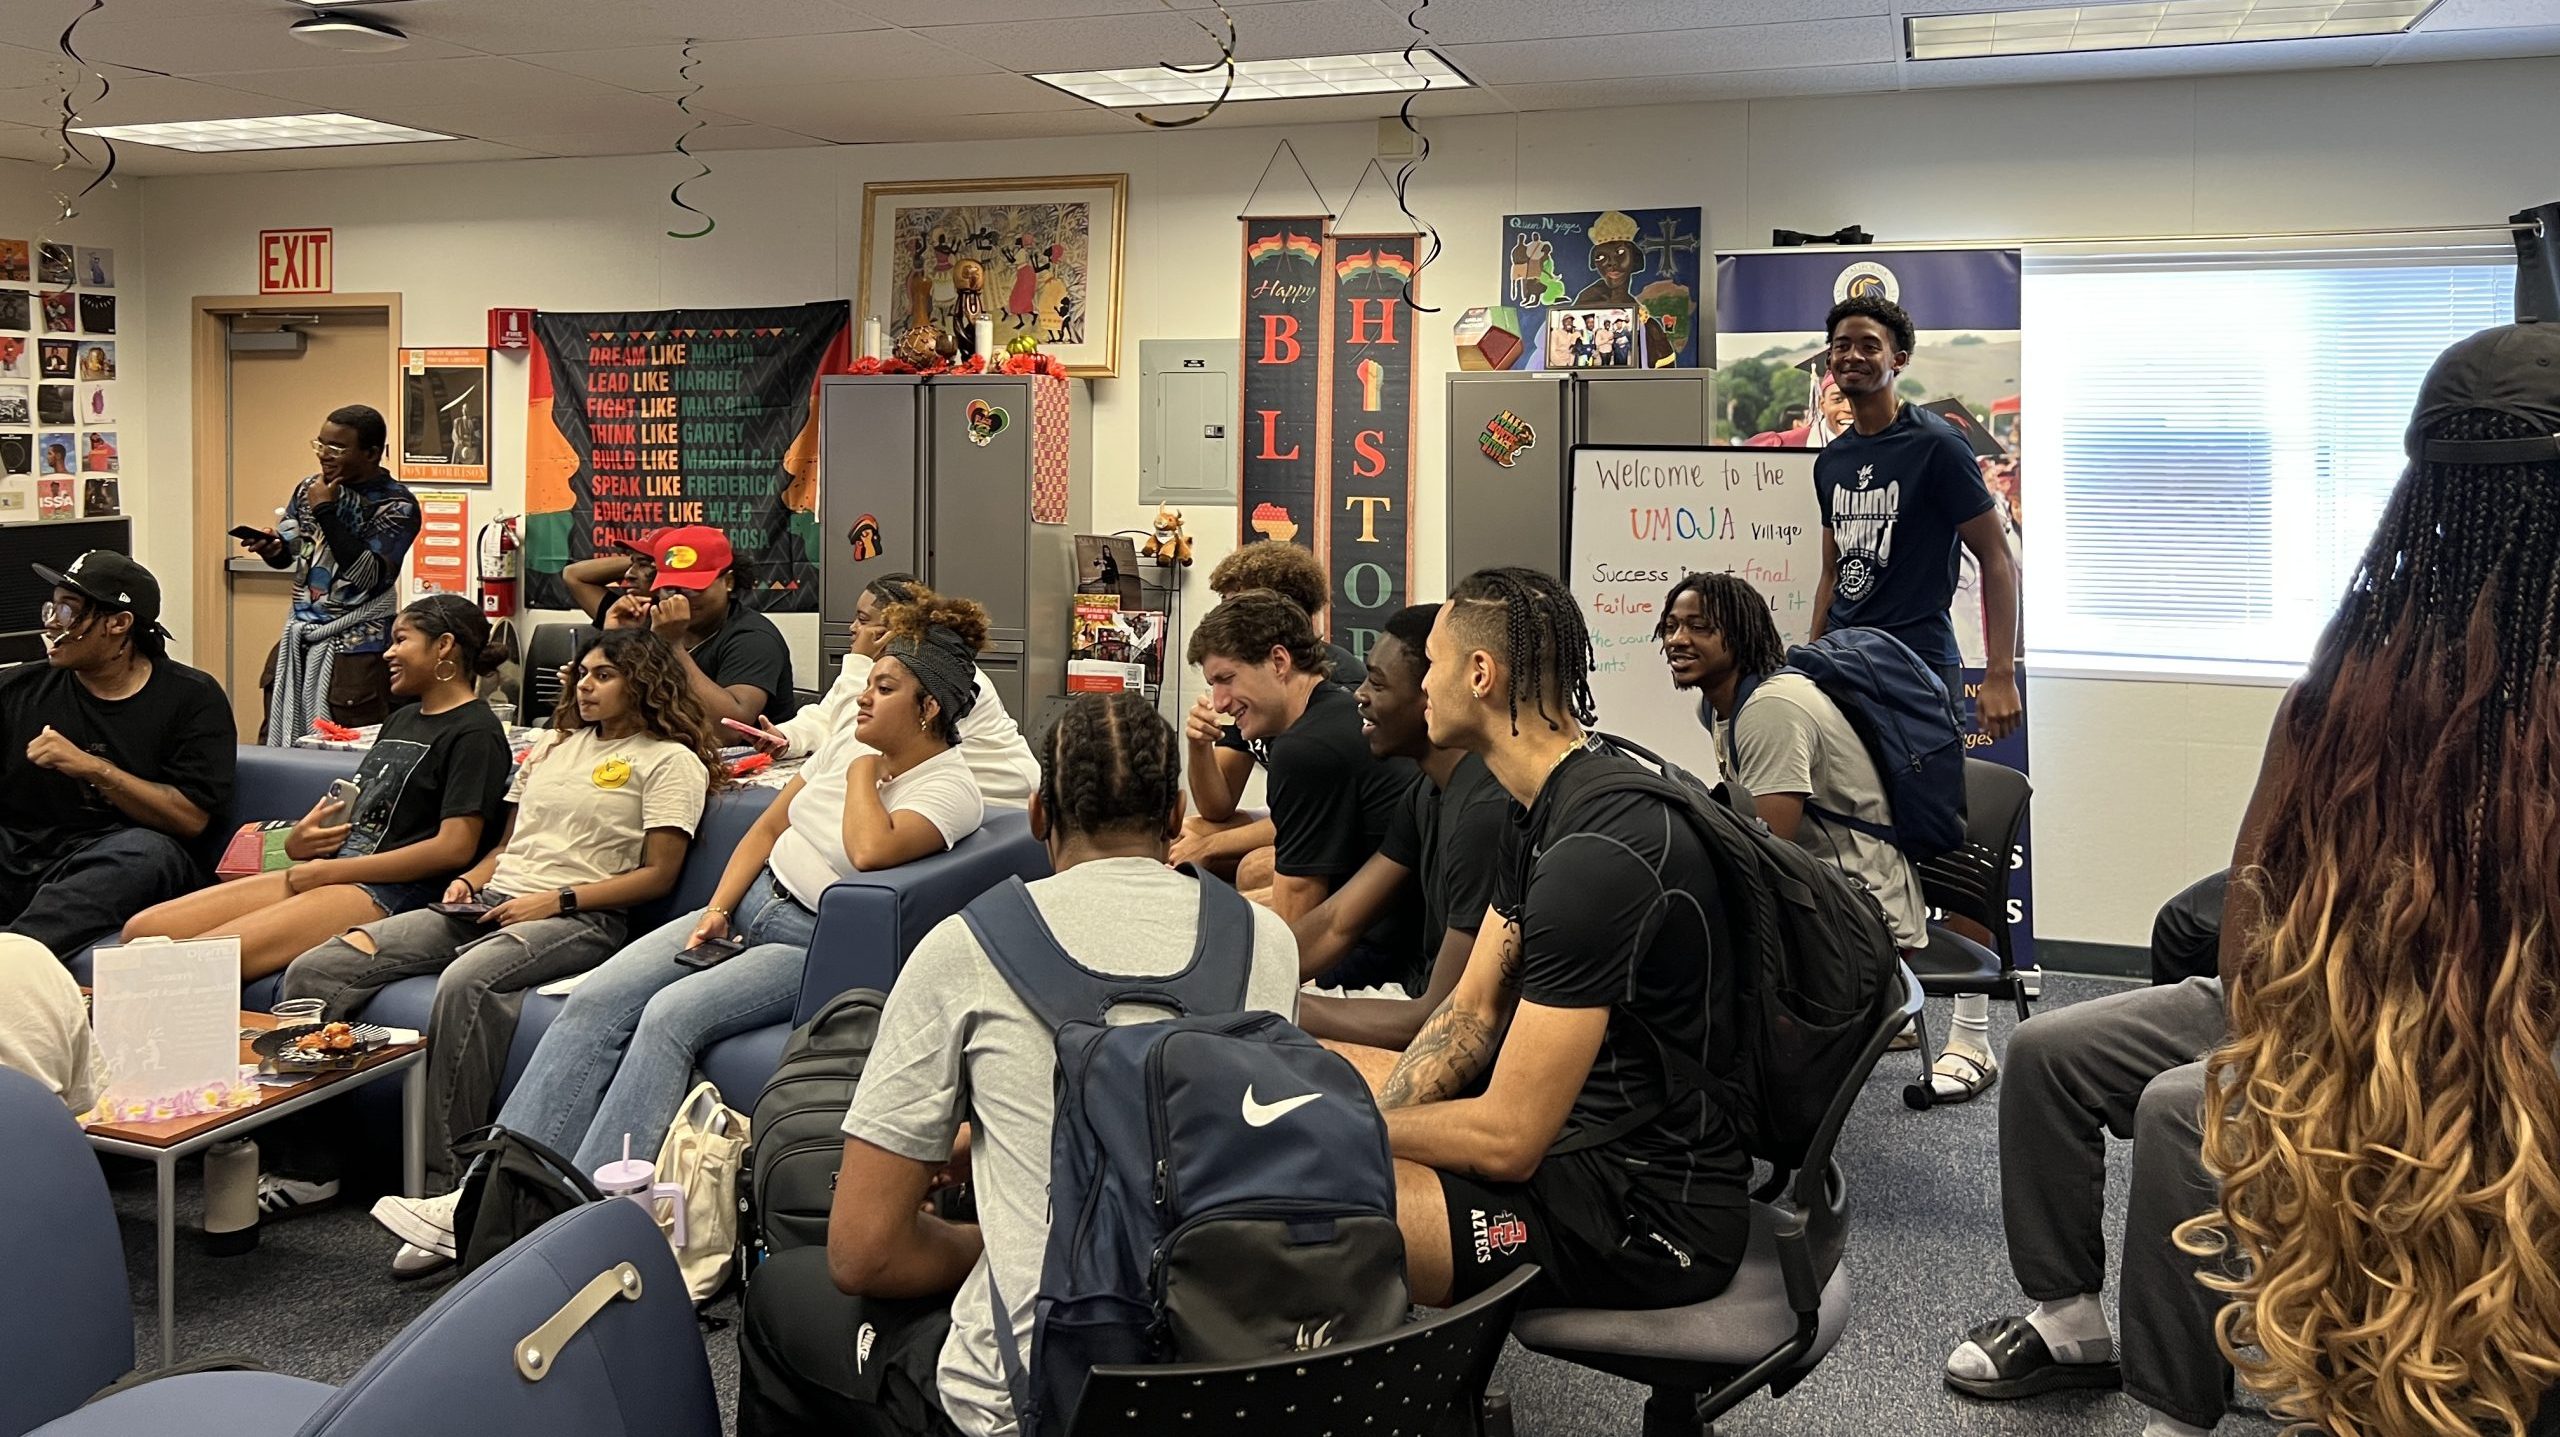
1330, 566, 1751, 1315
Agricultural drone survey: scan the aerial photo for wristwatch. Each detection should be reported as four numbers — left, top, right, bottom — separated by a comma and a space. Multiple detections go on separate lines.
557, 886, 579, 914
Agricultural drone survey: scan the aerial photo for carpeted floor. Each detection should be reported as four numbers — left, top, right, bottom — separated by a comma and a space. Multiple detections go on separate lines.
106, 973, 2275, 1436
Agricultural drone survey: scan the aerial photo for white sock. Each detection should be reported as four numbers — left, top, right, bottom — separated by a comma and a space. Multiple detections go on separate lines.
1931, 994, 1998, 1097
1947, 993, 1992, 1061
2142, 1413, 2211, 1437
2025, 1292, 2114, 1364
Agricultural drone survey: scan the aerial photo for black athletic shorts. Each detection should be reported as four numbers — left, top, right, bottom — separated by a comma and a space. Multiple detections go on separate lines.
1435, 1150, 1748, 1311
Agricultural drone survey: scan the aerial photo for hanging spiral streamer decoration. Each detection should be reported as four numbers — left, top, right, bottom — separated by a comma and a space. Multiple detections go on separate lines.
664, 38, 715, 239
1131, 0, 1237, 130
1391, 0, 1441, 313
52, 0, 116, 222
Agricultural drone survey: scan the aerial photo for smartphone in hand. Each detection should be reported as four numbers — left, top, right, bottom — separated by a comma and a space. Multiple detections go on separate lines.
230, 525, 275, 547
431, 900, 494, 919
675, 935, 747, 969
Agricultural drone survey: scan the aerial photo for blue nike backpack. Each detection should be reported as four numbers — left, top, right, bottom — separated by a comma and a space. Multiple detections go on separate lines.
963, 870, 1408, 1437
1728, 625, 1969, 861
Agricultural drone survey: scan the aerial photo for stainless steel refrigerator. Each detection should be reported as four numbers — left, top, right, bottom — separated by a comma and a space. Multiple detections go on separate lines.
817, 374, 1089, 717
1444, 369, 1716, 581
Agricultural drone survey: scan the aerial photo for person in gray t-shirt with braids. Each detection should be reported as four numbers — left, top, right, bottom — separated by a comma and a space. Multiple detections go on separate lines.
737, 692, 1302, 1437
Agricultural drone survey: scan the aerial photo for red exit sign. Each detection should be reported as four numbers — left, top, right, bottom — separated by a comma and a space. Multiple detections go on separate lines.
259, 228, 333, 294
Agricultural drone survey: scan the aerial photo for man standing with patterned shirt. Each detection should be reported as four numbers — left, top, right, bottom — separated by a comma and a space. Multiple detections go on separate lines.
240, 403, 422, 743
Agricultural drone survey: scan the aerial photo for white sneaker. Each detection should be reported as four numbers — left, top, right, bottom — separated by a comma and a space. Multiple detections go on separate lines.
371, 1189, 464, 1259
256, 1173, 339, 1219
390, 1242, 454, 1281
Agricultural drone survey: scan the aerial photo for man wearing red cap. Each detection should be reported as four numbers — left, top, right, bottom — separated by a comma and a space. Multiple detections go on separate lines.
601, 525, 799, 726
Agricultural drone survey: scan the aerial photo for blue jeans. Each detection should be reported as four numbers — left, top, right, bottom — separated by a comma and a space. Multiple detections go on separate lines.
495, 869, 817, 1176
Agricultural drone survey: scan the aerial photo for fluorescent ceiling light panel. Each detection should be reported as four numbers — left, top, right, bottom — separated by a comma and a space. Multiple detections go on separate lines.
70, 113, 455, 153
1035, 48, 1469, 108
1906, 0, 2434, 59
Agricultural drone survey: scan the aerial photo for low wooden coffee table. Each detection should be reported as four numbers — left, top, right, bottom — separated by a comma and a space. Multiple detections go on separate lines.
83, 1009, 425, 1366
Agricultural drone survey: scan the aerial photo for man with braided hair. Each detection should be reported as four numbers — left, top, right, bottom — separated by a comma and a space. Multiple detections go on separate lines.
740, 693, 1301, 1437
1337, 565, 1750, 1315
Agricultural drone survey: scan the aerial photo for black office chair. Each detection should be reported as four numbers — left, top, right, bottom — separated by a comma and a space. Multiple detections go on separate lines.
1902, 757, 2035, 1110
1066, 1266, 1537, 1437
519, 622, 598, 727
1510, 966, 1925, 1436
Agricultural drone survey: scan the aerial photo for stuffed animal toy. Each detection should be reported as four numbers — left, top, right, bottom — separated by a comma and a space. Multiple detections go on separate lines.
1141, 505, 1194, 567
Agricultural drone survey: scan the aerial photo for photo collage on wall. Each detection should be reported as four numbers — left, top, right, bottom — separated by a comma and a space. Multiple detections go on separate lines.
0, 235, 118, 519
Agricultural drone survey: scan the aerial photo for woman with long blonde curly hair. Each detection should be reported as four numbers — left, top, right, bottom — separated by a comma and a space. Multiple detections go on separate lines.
1947, 326, 2560, 1437
2185, 324, 2560, 1437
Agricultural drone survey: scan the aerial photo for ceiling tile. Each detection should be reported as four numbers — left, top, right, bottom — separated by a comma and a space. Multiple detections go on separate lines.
915, 0, 1415, 73
1422, 0, 1890, 46
1178, 86, 1519, 127
486, 123, 833, 157
2410, 0, 2560, 29
815, 108, 1148, 143
699, 72, 1092, 138
1446, 17, 1900, 84
0, 42, 76, 89
60, 10, 483, 77
392, 0, 890, 53
2384, 23, 2560, 59
0, 72, 325, 130
1495, 63, 1899, 109
203, 57, 725, 133
522, 30, 998, 92
0, 0, 272, 51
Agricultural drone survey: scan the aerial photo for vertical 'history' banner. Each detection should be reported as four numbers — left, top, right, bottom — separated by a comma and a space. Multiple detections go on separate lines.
522, 301, 851, 612
1238, 218, 1326, 549
1322, 234, 1417, 664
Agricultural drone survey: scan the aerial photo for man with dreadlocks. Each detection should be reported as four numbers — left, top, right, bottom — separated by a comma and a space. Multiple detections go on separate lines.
739, 693, 1300, 1437
1653, 572, 1990, 1100
1949, 324, 2560, 1437
1342, 566, 1749, 1315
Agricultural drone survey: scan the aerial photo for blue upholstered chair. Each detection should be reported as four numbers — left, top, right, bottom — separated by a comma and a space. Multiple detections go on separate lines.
0, 1066, 133, 1435
32, 1197, 717, 1437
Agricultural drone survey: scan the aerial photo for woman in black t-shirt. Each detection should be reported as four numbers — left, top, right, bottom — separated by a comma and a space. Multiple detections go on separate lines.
125, 594, 515, 981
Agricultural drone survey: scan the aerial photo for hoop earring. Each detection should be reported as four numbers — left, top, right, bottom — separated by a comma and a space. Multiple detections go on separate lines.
434, 660, 458, 682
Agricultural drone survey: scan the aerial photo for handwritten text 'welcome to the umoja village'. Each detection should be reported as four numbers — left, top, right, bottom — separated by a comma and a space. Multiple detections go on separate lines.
1593, 456, 1804, 545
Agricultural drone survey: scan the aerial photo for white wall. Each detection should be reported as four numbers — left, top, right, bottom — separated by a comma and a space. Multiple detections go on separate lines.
0, 156, 145, 526
132, 55, 2560, 948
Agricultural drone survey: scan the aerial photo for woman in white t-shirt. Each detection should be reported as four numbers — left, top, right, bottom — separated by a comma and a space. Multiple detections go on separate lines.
282, 627, 723, 1200
373, 597, 990, 1269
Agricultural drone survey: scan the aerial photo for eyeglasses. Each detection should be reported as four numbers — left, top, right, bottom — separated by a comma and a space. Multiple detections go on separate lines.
310, 439, 355, 459
41, 599, 90, 628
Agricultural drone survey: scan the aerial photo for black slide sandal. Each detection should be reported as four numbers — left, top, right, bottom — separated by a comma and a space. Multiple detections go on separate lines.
1944, 1315, 2123, 1400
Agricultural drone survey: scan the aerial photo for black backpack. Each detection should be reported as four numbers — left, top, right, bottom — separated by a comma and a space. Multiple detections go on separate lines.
745, 988, 888, 1265
1555, 734, 1903, 1172
451, 1125, 602, 1273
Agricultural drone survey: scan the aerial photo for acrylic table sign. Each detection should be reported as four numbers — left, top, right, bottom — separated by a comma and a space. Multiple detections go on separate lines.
90, 936, 252, 1122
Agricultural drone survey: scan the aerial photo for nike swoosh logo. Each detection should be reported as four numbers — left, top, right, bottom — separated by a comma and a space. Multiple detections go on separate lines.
1242, 1087, 1321, 1127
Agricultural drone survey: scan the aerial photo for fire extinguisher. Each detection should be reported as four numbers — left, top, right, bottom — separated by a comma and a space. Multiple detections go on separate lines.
477, 516, 521, 618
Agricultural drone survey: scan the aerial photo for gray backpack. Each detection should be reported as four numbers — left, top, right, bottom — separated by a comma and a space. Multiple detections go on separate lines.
744, 989, 887, 1265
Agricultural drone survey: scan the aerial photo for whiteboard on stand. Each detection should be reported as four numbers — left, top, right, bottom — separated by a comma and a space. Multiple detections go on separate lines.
1567, 445, 1825, 782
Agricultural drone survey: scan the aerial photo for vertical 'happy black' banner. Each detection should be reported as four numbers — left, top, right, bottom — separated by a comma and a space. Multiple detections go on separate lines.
1322, 234, 1417, 663
1238, 217, 1327, 551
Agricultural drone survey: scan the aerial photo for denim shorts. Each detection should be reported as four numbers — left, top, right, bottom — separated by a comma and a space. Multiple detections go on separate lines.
358, 878, 445, 918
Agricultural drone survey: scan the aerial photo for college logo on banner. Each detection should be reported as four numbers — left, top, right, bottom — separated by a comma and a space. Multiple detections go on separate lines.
1323, 235, 1416, 664
522, 302, 853, 612
1238, 218, 1326, 548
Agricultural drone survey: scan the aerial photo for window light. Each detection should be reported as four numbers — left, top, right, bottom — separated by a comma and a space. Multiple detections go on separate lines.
1907, 0, 2436, 61
70, 113, 455, 153
1035, 49, 1470, 108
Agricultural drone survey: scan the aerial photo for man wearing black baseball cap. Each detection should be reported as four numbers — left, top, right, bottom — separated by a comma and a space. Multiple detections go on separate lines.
0, 551, 235, 958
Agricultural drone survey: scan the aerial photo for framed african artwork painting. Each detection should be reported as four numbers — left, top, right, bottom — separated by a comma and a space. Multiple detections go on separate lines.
858, 174, 1127, 377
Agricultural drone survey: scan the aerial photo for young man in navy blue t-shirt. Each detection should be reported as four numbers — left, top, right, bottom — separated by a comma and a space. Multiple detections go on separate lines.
1813, 295, 2022, 740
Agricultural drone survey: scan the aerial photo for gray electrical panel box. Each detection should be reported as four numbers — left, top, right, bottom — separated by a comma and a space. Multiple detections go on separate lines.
1139, 340, 1236, 507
